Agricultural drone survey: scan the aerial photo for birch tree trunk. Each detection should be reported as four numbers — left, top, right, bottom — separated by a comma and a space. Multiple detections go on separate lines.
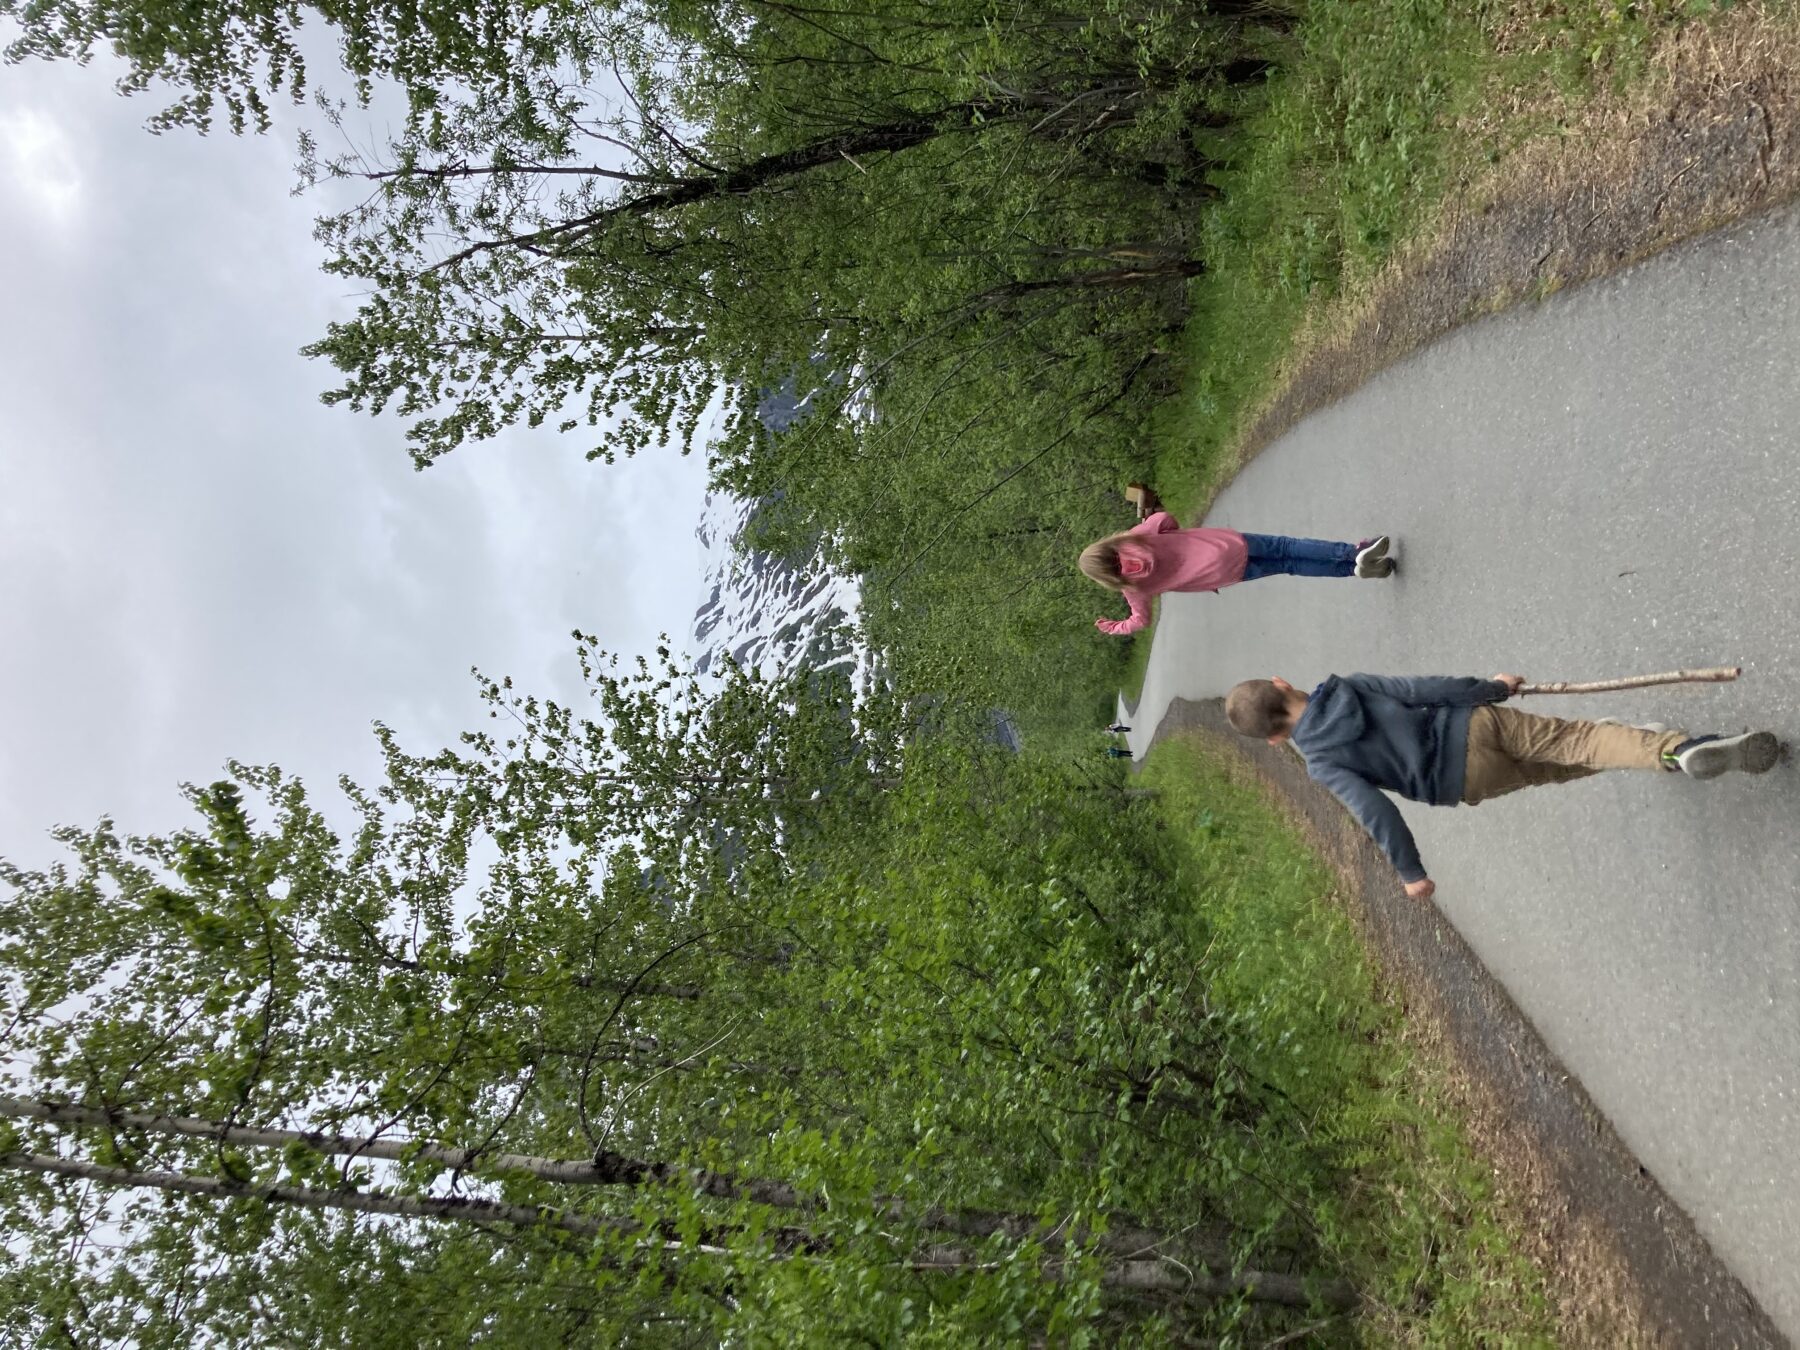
0, 1148, 633, 1240
0, 1149, 1352, 1308
0, 1094, 1188, 1261
1, 1098, 1355, 1310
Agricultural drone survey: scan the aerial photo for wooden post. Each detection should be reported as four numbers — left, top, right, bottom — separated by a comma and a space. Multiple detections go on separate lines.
1124, 483, 1162, 520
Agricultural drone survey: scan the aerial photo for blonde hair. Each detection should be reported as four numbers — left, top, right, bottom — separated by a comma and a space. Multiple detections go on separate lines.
1077, 532, 1133, 591
1225, 680, 1292, 739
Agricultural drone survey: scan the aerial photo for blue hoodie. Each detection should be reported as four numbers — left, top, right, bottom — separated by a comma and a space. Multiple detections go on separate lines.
1291, 674, 1512, 883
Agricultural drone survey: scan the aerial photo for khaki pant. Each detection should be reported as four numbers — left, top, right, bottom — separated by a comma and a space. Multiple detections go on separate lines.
1460, 706, 1689, 805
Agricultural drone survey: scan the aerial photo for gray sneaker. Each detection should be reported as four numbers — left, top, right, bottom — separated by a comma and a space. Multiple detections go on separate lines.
1354, 536, 1392, 577
1674, 731, 1781, 779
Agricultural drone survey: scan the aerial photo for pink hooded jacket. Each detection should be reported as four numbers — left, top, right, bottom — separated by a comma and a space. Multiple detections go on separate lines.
1094, 512, 1248, 636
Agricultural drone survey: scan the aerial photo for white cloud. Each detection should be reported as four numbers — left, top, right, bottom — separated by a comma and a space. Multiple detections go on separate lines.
0, 105, 82, 228
0, 57, 712, 870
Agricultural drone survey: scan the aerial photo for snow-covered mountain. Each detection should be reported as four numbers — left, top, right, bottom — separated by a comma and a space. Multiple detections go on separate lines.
687, 491, 863, 683
685, 381, 871, 686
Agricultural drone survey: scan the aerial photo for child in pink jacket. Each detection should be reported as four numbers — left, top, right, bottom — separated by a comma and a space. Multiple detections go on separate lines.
1081, 514, 1394, 636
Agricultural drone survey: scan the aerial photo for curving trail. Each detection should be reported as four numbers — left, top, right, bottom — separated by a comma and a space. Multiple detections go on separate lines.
1123, 201, 1800, 1337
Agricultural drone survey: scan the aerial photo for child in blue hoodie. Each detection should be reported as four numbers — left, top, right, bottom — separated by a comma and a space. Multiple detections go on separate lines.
1225, 672, 1780, 900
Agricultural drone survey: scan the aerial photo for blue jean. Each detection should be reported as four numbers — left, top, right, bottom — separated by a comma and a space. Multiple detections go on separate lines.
1239, 533, 1356, 581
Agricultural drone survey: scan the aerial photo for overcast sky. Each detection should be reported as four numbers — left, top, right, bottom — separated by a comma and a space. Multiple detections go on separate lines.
0, 58, 713, 871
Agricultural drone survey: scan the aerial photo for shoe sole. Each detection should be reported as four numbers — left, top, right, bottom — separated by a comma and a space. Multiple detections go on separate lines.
1681, 731, 1781, 779
1356, 556, 1396, 579
1354, 536, 1391, 573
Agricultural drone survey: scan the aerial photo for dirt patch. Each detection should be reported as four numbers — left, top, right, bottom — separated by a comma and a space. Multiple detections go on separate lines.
1235, 6, 1800, 467
1149, 699, 1786, 1349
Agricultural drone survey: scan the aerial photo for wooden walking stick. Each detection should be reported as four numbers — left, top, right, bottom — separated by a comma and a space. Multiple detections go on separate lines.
1518, 667, 1741, 696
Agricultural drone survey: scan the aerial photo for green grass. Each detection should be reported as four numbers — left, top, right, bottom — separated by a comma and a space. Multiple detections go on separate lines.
1149, 0, 1753, 519
1149, 0, 1496, 512
1141, 733, 1558, 1344
1115, 601, 1159, 706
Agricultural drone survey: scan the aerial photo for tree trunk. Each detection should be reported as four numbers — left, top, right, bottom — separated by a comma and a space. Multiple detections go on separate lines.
430, 76, 1213, 270
0, 1095, 660, 1189
4, 1095, 1190, 1262
976, 259, 1206, 306
0, 1147, 633, 1240
0, 1130, 1353, 1310
0, 1137, 1355, 1309
0, 1146, 829, 1256
907, 1244, 1356, 1309
434, 106, 995, 270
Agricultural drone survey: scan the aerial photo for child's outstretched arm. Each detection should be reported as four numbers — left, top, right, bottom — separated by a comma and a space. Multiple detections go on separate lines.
1309, 761, 1431, 892
1345, 674, 1512, 707
1096, 590, 1151, 635
1133, 511, 1181, 535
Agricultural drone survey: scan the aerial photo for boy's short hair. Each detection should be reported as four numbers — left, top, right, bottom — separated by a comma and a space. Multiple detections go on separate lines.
1225, 680, 1291, 738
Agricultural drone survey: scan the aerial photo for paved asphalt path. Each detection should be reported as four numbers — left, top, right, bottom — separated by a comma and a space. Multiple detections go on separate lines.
1121, 201, 1800, 1336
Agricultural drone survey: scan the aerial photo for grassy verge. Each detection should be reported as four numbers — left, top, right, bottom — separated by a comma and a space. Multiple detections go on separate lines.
1140, 732, 1557, 1343
1151, 0, 1756, 517
1116, 603, 1158, 707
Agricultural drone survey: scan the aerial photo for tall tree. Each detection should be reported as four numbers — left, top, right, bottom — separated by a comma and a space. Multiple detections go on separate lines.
0, 644, 1355, 1343
5, 0, 1296, 722
7, 0, 1269, 461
